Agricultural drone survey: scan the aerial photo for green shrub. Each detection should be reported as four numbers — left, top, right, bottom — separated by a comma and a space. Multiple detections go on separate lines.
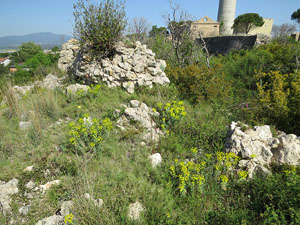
256, 70, 300, 135
166, 64, 232, 103
73, 0, 127, 59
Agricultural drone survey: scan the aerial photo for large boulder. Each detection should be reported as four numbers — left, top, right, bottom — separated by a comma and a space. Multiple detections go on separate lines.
58, 40, 170, 93
225, 122, 300, 178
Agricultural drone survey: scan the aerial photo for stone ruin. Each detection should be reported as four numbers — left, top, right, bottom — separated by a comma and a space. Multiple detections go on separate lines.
58, 39, 170, 93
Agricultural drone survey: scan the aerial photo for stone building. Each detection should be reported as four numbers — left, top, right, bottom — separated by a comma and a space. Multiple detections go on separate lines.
190, 16, 220, 39
233, 18, 274, 37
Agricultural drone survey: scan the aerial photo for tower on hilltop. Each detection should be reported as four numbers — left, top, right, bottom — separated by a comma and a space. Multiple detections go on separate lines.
217, 0, 237, 35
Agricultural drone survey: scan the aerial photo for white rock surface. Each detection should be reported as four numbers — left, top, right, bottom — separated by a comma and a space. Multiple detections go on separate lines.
59, 40, 170, 93
66, 83, 90, 95
36, 215, 64, 225
148, 153, 162, 168
83, 193, 103, 208
25, 180, 36, 190
40, 180, 61, 193
226, 121, 300, 178
128, 201, 144, 220
0, 178, 19, 215
23, 165, 34, 172
19, 121, 32, 130
61, 200, 74, 216
116, 100, 162, 143
19, 205, 30, 215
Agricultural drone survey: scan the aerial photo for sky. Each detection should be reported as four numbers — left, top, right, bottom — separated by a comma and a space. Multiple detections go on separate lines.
0, 0, 299, 37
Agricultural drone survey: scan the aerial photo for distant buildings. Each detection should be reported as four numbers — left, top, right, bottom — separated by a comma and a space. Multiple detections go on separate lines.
191, 17, 220, 39
0, 57, 11, 67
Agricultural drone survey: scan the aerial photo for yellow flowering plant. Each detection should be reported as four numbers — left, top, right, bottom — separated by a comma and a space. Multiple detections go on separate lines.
170, 148, 248, 195
68, 114, 112, 154
154, 101, 187, 134
64, 213, 74, 224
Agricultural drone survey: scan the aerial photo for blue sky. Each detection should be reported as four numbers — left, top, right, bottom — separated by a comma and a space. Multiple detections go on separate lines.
0, 0, 299, 37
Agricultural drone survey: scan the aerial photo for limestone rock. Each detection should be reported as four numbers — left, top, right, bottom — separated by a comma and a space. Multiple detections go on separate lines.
19, 205, 30, 215
59, 40, 170, 94
23, 165, 34, 172
66, 83, 90, 95
39, 74, 62, 90
40, 180, 61, 193
25, 180, 36, 190
128, 201, 144, 220
83, 193, 103, 208
36, 215, 64, 225
116, 100, 162, 143
226, 121, 300, 178
61, 201, 74, 216
148, 153, 162, 168
0, 178, 19, 215
19, 121, 32, 130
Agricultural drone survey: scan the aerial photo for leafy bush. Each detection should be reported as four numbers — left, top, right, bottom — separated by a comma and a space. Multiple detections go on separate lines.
245, 166, 300, 224
73, 0, 127, 59
166, 64, 232, 103
255, 70, 300, 135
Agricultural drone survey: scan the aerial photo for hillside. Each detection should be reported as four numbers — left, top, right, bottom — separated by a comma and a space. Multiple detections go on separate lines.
0, 32, 73, 49
0, 37, 300, 224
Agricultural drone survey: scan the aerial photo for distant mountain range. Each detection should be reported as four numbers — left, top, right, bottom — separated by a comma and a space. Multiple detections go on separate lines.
0, 32, 73, 49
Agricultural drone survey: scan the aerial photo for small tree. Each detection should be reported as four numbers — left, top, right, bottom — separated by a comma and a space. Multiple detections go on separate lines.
16, 42, 43, 62
127, 17, 151, 42
73, 0, 127, 59
232, 13, 264, 34
291, 9, 300, 24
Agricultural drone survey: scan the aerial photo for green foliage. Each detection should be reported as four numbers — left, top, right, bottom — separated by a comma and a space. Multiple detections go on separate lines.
291, 8, 300, 23
73, 0, 127, 59
68, 114, 112, 154
245, 166, 300, 224
255, 70, 300, 135
154, 100, 187, 134
233, 13, 265, 34
166, 64, 232, 103
16, 42, 43, 62
0, 64, 9, 76
149, 25, 168, 37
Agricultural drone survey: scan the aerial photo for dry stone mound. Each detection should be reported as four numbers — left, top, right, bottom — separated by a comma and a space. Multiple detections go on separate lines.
58, 40, 170, 93
225, 121, 300, 178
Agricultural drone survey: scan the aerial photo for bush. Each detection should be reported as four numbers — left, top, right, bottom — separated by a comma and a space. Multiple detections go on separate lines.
73, 0, 127, 59
255, 70, 300, 135
166, 64, 232, 103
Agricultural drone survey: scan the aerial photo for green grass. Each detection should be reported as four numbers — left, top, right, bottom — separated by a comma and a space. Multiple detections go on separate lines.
1, 70, 300, 225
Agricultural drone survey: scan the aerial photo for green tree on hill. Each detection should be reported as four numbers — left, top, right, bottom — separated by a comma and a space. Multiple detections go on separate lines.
291, 9, 300, 24
17, 42, 43, 62
232, 13, 265, 34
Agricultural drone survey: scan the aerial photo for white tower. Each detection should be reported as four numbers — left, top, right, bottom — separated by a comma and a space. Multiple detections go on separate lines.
217, 0, 237, 35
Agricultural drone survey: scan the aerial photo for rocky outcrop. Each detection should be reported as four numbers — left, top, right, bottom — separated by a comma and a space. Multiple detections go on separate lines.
116, 100, 162, 143
225, 122, 300, 178
0, 178, 19, 215
36, 215, 64, 225
58, 39, 80, 72
128, 201, 144, 220
58, 40, 170, 93
148, 153, 162, 168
